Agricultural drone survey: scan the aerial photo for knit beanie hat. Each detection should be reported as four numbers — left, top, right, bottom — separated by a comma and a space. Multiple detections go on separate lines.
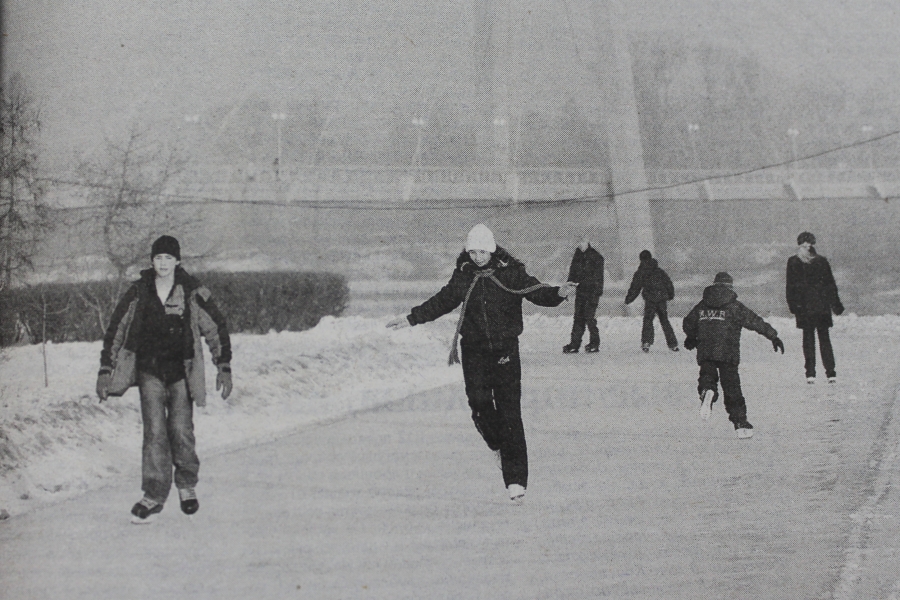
151, 235, 181, 261
714, 271, 733, 286
465, 224, 496, 253
797, 231, 816, 245
639, 249, 652, 261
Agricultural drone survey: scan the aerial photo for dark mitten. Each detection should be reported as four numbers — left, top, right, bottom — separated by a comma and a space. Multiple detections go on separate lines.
684, 337, 697, 351
834, 302, 844, 316
772, 337, 785, 354
216, 365, 233, 400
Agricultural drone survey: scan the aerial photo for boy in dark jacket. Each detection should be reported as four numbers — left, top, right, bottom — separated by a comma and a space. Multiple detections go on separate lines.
682, 272, 784, 439
786, 231, 843, 384
387, 224, 574, 502
624, 250, 678, 352
563, 237, 604, 353
96, 236, 233, 522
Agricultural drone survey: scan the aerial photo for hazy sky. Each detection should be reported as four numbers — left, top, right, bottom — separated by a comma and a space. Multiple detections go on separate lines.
5, 0, 900, 170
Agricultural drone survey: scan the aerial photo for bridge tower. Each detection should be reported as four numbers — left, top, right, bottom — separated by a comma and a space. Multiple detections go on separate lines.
472, 0, 655, 277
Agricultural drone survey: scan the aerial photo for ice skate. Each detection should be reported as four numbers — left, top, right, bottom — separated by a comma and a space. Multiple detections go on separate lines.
179, 487, 199, 515
130, 497, 163, 524
827, 376, 836, 384
735, 422, 754, 439
641, 344, 650, 353
507, 484, 525, 503
585, 344, 599, 353
806, 376, 815, 384
562, 344, 579, 354
699, 389, 714, 421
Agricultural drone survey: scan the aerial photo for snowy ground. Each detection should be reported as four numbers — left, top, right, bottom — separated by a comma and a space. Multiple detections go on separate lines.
1, 312, 898, 520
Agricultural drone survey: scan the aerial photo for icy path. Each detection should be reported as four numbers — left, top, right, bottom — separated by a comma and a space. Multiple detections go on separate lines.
2, 318, 900, 599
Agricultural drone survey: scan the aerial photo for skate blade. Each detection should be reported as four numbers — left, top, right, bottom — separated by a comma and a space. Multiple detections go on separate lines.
130, 514, 158, 525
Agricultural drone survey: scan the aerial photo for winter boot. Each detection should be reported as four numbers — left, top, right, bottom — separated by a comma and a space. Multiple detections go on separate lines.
179, 487, 199, 515
131, 497, 163, 524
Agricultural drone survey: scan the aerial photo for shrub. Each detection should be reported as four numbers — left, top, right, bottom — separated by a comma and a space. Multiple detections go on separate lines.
0, 271, 348, 345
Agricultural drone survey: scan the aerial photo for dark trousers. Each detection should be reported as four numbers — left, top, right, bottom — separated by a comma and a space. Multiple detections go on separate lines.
697, 360, 747, 425
138, 371, 199, 503
461, 339, 527, 488
802, 325, 836, 378
569, 287, 601, 348
642, 300, 678, 348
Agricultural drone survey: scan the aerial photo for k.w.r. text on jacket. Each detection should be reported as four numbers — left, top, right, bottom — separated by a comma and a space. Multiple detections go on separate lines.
682, 284, 778, 365
406, 248, 564, 347
99, 266, 231, 406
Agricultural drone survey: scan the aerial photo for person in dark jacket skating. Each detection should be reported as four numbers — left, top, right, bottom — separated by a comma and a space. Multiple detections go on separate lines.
683, 272, 784, 439
563, 237, 604, 353
624, 250, 679, 352
786, 231, 844, 384
387, 224, 575, 502
96, 235, 233, 523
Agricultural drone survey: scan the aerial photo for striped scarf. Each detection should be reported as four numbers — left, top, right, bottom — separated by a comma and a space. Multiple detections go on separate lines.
448, 268, 552, 365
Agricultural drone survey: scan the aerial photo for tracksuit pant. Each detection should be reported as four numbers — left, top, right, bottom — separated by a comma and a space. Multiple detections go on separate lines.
643, 299, 678, 349
460, 339, 528, 489
138, 371, 199, 503
697, 360, 748, 426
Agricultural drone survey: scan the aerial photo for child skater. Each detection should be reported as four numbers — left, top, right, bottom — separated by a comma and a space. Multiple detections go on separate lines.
387, 224, 575, 502
682, 272, 784, 439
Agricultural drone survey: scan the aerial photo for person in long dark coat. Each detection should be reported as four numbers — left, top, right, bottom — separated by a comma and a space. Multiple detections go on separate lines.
563, 237, 604, 353
786, 231, 844, 383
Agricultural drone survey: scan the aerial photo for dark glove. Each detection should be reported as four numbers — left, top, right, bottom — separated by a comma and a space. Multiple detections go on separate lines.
772, 337, 785, 354
216, 365, 233, 400
684, 337, 697, 351
834, 302, 844, 316
96, 371, 111, 402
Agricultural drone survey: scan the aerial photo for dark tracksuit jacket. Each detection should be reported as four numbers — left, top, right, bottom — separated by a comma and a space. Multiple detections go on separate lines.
682, 284, 778, 424
405, 247, 564, 488
625, 258, 677, 347
566, 245, 604, 346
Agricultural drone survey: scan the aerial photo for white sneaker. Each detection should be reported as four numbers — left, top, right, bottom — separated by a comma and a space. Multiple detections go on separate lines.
806, 377, 816, 384
699, 390, 714, 421
827, 377, 836, 384
507, 484, 525, 502
736, 427, 754, 439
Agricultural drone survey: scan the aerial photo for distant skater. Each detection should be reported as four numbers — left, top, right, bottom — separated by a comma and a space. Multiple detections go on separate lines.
683, 272, 784, 439
624, 250, 679, 352
96, 235, 233, 523
387, 224, 575, 502
562, 236, 604, 353
786, 231, 844, 384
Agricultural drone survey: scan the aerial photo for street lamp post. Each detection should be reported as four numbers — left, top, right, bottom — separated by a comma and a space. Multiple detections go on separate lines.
271, 112, 286, 180
861, 125, 874, 172
787, 128, 800, 175
687, 123, 700, 169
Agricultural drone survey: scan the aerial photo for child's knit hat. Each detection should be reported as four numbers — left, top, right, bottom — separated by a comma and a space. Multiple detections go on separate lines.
797, 231, 816, 245
714, 271, 733, 286
465, 224, 496, 253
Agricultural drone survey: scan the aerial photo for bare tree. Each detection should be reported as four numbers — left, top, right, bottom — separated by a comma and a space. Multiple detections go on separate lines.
74, 127, 196, 330
0, 73, 49, 292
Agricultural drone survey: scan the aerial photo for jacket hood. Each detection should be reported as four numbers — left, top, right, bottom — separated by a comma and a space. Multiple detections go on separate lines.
702, 283, 737, 308
456, 246, 520, 271
640, 257, 658, 269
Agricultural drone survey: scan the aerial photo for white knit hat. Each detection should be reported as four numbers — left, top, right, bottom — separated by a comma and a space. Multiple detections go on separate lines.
465, 224, 496, 253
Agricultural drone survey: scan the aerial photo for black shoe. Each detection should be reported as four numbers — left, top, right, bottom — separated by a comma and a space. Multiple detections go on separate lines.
585, 344, 599, 353
179, 488, 199, 515
131, 498, 163, 523
562, 344, 579, 354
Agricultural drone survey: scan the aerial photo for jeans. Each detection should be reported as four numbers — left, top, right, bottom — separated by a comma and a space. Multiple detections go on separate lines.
461, 339, 528, 488
138, 371, 199, 503
802, 325, 836, 378
698, 360, 747, 425
642, 300, 678, 348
